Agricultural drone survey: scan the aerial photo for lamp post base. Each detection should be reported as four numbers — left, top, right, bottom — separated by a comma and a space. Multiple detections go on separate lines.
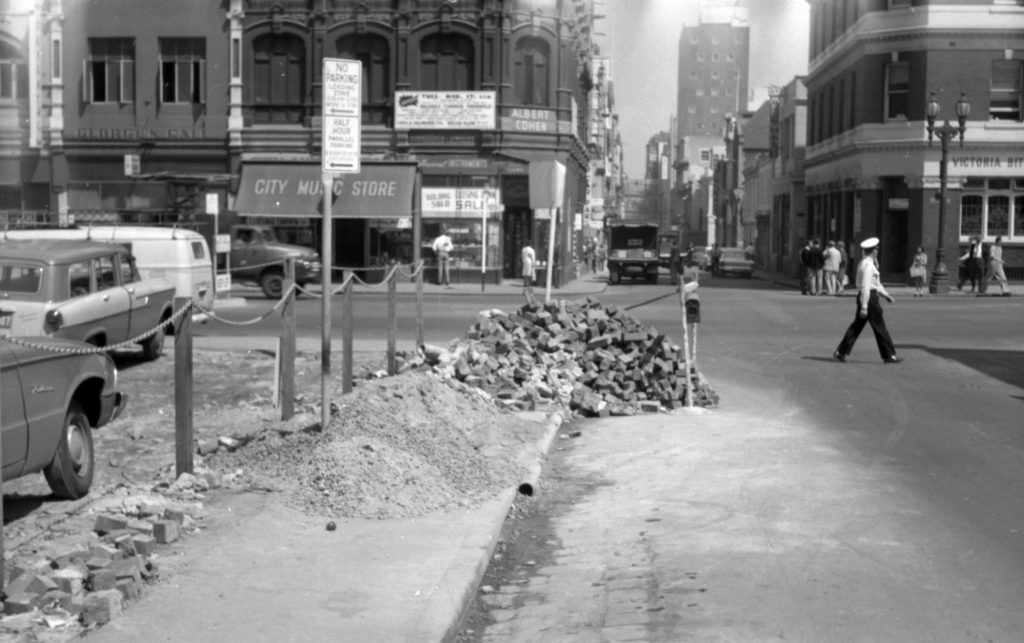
928, 266, 951, 295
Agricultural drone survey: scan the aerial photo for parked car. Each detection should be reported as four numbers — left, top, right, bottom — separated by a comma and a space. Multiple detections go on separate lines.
715, 247, 755, 278
229, 224, 321, 298
1, 336, 126, 498
0, 240, 176, 360
3, 226, 215, 316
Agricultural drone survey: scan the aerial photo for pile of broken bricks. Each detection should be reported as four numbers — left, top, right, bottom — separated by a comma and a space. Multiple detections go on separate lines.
0, 493, 202, 637
407, 296, 719, 416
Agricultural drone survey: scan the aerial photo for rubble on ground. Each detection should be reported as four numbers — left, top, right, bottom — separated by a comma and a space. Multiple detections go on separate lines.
404, 296, 719, 416
0, 486, 205, 638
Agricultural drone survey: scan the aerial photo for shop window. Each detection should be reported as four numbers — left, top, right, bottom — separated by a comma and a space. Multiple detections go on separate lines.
159, 38, 206, 105
420, 34, 474, 91
988, 196, 1010, 236
252, 34, 305, 124
84, 38, 134, 104
960, 195, 983, 237
514, 37, 549, 106
0, 46, 28, 100
885, 62, 908, 120
1015, 196, 1024, 237
336, 35, 390, 125
990, 61, 1022, 121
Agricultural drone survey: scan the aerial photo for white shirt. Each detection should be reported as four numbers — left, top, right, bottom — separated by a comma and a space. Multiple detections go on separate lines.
432, 234, 452, 255
856, 254, 889, 311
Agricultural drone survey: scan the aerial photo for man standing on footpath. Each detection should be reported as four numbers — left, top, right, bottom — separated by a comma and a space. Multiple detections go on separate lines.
809, 238, 826, 295
432, 227, 453, 287
833, 237, 903, 364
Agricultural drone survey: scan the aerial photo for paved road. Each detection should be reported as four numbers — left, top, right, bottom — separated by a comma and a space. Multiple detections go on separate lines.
465, 279, 1024, 641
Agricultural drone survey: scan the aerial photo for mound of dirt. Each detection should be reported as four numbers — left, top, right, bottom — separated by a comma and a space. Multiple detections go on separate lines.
209, 371, 542, 519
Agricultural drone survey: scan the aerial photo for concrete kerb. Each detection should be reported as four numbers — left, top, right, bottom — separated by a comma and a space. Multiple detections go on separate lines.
432, 407, 567, 643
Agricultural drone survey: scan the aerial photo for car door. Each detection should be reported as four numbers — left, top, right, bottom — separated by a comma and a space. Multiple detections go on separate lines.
0, 343, 29, 479
57, 255, 132, 344
120, 254, 171, 337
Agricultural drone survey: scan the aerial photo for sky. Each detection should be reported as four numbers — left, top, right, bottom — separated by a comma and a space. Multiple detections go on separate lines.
604, 0, 811, 179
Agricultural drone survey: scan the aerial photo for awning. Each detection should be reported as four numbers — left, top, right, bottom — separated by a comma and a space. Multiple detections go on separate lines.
234, 163, 416, 218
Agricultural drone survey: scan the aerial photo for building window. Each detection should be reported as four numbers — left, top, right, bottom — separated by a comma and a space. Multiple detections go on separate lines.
420, 34, 474, 91
960, 179, 1023, 240
885, 62, 908, 120
336, 35, 391, 124
251, 34, 305, 124
85, 38, 134, 104
990, 61, 1022, 121
514, 37, 549, 106
159, 38, 206, 104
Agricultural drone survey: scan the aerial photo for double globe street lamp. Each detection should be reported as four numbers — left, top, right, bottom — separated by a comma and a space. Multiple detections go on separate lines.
925, 91, 971, 294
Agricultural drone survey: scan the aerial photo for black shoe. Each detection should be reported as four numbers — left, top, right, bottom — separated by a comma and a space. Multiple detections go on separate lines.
833, 350, 846, 363
883, 356, 903, 364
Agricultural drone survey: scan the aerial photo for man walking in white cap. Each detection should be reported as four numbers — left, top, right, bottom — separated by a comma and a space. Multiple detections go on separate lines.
833, 237, 902, 364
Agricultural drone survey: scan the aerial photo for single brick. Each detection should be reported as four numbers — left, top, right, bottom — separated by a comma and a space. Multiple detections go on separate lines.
115, 578, 141, 602
153, 519, 180, 544
126, 519, 154, 535
51, 567, 87, 596
93, 515, 129, 535
26, 574, 59, 595
3, 592, 39, 614
131, 534, 156, 557
86, 556, 113, 571
81, 589, 124, 626
163, 508, 187, 525
88, 568, 118, 592
111, 556, 143, 584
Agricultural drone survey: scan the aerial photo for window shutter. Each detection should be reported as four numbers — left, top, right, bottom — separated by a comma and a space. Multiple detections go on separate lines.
121, 58, 135, 103
157, 57, 165, 103
196, 59, 206, 104
82, 58, 88, 103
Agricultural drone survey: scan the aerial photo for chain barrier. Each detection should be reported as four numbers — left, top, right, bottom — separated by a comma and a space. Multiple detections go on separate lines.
193, 282, 298, 326
396, 260, 425, 280
0, 301, 194, 355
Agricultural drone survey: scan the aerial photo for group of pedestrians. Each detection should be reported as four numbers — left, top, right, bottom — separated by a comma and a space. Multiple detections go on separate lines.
958, 235, 1011, 297
800, 238, 850, 296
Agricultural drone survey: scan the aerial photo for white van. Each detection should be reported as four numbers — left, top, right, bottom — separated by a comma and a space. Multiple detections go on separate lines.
3, 226, 215, 314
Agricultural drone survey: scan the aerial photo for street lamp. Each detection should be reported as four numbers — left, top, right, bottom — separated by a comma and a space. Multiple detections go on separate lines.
925, 91, 970, 294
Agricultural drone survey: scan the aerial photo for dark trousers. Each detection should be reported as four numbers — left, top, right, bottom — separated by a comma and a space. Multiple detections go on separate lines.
836, 290, 896, 360
959, 258, 983, 290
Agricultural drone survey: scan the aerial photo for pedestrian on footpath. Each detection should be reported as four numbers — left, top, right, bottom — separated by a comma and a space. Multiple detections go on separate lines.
432, 228, 453, 287
809, 238, 826, 295
799, 239, 812, 295
521, 239, 536, 288
958, 235, 984, 292
985, 235, 1012, 296
909, 245, 928, 297
823, 240, 841, 295
833, 237, 903, 364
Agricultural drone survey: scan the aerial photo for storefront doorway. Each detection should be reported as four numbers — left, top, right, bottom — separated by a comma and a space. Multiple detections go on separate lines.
503, 207, 533, 280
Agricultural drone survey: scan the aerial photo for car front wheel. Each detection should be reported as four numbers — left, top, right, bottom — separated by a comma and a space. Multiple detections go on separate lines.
44, 401, 95, 499
259, 270, 284, 298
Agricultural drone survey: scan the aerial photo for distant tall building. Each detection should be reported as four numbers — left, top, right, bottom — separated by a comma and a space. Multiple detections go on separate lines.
674, 1, 751, 243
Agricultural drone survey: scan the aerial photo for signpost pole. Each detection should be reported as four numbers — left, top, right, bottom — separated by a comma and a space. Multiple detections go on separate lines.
320, 56, 361, 431
481, 200, 487, 292
545, 208, 557, 304
320, 172, 333, 432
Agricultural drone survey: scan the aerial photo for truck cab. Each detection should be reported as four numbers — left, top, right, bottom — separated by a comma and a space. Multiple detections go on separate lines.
605, 222, 660, 285
228, 224, 322, 298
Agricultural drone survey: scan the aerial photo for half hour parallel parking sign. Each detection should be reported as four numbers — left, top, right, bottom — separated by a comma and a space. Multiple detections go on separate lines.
322, 58, 361, 174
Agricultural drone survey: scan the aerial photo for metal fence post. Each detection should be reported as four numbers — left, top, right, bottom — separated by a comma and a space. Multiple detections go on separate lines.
280, 258, 296, 421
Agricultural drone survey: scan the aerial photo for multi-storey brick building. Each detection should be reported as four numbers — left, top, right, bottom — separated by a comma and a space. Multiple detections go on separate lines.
3, 0, 602, 286
674, 1, 750, 246
804, 0, 1024, 277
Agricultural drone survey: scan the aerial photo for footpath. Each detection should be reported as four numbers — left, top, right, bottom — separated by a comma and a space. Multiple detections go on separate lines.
79, 266, 1014, 642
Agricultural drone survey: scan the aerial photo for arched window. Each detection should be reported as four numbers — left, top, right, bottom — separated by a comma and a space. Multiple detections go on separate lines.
336, 35, 390, 125
514, 37, 549, 106
251, 34, 305, 124
420, 34, 474, 91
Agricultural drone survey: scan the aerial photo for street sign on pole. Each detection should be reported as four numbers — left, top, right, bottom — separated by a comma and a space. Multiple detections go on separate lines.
320, 58, 362, 431
322, 58, 361, 174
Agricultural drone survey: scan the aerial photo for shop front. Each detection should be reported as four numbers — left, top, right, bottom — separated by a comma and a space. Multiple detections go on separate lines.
232, 161, 418, 276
